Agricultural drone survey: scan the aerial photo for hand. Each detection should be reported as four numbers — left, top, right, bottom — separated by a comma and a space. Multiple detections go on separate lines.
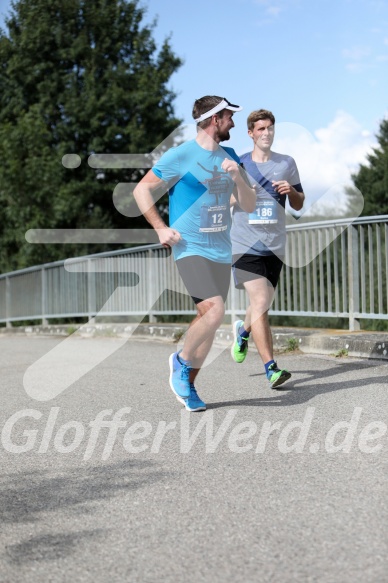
221, 158, 239, 181
272, 180, 293, 196
156, 227, 182, 248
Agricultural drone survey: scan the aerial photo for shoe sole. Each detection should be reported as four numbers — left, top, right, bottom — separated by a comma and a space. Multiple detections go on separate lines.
231, 320, 246, 364
270, 371, 292, 389
175, 394, 206, 412
168, 353, 190, 399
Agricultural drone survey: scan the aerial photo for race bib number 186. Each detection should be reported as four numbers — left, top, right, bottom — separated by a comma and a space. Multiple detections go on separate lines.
248, 199, 278, 224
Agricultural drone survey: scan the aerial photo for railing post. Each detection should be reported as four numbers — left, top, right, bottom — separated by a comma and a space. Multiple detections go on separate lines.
148, 249, 156, 323
41, 267, 48, 326
5, 276, 12, 328
348, 225, 360, 331
87, 259, 96, 323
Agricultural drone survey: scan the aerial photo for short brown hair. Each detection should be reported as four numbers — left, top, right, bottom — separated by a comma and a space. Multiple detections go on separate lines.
247, 109, 275, 131
192, 95, 226, 129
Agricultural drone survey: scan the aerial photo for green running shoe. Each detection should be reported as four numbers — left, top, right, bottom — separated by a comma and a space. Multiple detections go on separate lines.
231, 319, 248, 363
267, 362, 291, 389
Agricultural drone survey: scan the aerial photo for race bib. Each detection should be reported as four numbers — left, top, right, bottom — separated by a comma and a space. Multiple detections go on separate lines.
200, 204, 228, 232
248, 198, 278, 224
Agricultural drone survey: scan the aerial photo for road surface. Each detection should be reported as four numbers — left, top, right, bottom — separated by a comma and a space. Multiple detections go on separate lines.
0, 336, 387, 582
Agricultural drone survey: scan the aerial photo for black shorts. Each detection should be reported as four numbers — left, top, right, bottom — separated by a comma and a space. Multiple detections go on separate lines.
176, 256, 231, 304
232, 253, 283, 289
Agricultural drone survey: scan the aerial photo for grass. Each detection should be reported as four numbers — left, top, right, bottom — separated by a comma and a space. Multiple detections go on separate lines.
286, 337, 299, 352
66, 326, 78, 335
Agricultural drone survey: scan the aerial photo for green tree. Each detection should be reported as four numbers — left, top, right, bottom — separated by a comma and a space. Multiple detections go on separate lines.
350, 118, 388, 217
0, 0, 182, 272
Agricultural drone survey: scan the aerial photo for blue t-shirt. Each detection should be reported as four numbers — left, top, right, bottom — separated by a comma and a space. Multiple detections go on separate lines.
231, 151, 303, 257
153, 139, 239, 263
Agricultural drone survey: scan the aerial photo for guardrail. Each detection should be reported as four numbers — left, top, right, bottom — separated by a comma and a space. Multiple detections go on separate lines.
0, 216, 387, 330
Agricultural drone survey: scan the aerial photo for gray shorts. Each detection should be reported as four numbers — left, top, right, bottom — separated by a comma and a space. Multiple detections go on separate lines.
176, 256, 231, 304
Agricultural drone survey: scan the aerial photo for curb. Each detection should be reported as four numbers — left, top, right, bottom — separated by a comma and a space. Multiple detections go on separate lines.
1, 323, 387, 361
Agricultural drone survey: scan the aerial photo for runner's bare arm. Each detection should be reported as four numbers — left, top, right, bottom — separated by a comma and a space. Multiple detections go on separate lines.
133, 170, 182, 247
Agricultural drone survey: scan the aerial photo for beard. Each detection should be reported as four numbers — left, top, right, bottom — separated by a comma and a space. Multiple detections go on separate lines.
218, 130, 230, 142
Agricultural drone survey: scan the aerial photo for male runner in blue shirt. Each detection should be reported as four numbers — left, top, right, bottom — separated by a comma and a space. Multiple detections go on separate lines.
134, 96, 255, 411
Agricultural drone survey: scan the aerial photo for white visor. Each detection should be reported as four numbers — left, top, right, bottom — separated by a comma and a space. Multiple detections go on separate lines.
194, 98, 242, 123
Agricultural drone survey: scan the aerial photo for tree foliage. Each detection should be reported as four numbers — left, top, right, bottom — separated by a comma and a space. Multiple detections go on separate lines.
350, 118, 388, 217
0, 0, 182, 272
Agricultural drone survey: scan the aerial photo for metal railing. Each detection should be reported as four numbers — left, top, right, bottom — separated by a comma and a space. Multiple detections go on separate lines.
0, 215, 387, 330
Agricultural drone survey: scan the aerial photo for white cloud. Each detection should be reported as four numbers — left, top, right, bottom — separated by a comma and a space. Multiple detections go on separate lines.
341, 38, 388, 72
266, 6, 282, 16
345, 62, 365, 72
251, 0, 286, 18
271, 111, 377, 211
342, 46, 373, 72
342, 46, 371, 60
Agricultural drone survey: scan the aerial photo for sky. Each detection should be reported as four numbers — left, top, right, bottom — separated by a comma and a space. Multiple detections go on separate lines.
0, 0, 387, 211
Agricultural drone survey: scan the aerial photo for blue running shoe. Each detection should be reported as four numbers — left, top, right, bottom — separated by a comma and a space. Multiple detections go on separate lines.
169, 351, 191, 398
176, 383, 206, 412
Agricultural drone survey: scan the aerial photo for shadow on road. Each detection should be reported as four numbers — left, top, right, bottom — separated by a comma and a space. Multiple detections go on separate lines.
208, 360, 388, 409
5, 530, 106, 565
0, 459, 169, 525
0, 459, 172, 564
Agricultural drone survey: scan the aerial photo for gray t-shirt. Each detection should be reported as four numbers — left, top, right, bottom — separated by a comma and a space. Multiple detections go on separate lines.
231, 151, 302, 258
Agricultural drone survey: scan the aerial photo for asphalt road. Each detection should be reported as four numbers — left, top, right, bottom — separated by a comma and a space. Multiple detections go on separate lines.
0, 335, 387, 583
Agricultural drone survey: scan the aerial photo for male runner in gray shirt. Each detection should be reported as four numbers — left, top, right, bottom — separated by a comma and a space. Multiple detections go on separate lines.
230, 109, 305, 388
